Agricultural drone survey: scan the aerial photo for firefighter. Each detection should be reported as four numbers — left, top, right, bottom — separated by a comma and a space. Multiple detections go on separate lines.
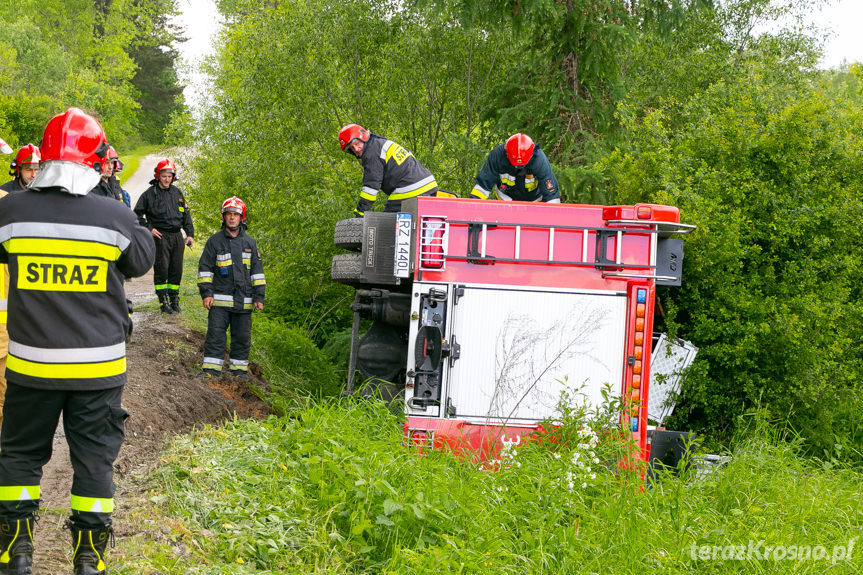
107, 146, 130, 207
90, 145, 122, 201
470, 133, 561, 203
0, 145, 41, 194
339, 124, 440, 217
197, 196, 265, 378
133, 158, 194, 314
0, 179, 9, 433
0, 108, 155, 574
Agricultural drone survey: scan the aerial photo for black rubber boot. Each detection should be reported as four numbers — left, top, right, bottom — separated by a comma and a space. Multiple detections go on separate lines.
158, 292, 173, 314
169, 293, 181, 314
0, 517, 34, 575
70, 524, 112, 575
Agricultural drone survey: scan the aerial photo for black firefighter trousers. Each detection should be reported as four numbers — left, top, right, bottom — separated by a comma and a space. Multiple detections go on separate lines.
154, 229, 185, 298
0, 383, 127, 529
203, 307, 252, 373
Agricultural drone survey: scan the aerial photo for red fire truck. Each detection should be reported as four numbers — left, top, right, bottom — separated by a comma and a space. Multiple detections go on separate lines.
332, 197, 695, 463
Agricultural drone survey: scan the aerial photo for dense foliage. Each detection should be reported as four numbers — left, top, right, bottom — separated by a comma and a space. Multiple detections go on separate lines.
0, 0, 184, 151
187, 0, 863, 457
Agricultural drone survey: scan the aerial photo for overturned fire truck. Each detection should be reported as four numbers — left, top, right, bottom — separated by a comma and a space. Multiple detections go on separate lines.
332, 197, 697, 464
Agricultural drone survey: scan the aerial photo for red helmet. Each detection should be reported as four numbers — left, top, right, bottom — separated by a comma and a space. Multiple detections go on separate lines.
338, 124, 370, 151
221, 196, 247, 222
505, 133, 535, 167
10, 144, 41, 176
154, 158, 177, 183
29, 107, 108, 196
107, 145, 123, 172
40, 108, 108, 169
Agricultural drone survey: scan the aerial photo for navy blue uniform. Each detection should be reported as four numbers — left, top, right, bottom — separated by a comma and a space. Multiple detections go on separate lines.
471, 143, 560, 202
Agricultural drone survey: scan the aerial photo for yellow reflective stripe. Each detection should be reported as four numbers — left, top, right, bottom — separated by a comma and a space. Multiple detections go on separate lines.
197, 277, 212, 284
213, 300, 234, 307
0, 485, 40, 502
243, 303, 253, 310
359, 189, 377, 201
229, 364, 248, 372
217, 260, 232, 267
0, 311, 5, 323
470, 187, 489, 199
2, 238, 122, 261
202, 362, 222, 370
436, 190, 457, 198
7, 355, 126, 379
252, 279, 265, 286
70, 494, 114, 513
389, 180, 437, 201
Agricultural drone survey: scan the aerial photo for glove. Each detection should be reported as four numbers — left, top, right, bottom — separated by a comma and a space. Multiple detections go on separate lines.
125, 299, 134, 343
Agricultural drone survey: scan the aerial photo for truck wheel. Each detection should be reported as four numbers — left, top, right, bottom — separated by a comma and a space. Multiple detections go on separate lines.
334, 218, 363, 251
331, 253, 362, 283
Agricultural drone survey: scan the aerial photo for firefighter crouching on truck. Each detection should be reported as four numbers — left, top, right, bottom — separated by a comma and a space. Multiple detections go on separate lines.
133, 159, 194, 314
0, 108, 155, 575
471, 133, 561, 203
197, 196, 265, 378
339, 124, 453, 217
0, 145, 41, 194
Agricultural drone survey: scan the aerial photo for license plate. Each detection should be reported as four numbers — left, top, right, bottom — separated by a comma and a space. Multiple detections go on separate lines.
394, 213, 412, 278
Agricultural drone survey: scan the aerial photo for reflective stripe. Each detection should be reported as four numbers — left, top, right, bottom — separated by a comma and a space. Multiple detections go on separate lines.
0, 485, 39, 502
471, 185, 489, 199
499, 173, 515, 186
250, 274, 265, 282
213, 294, 232, 301
0, 299, 6, 310
197, 277, 212, 284
3, 238, 122, 261
154, 283, 168, 290
243, 297, 252, 304
229, 358, 248, 366
70, 495, 114, 513
7, 356, 126, 379
0, 223, 131, 252
9, 340, 124, 363
496, 188, 513, 201
0, 311, 5, 323
216, 253, 231, 262
252, 279, 265, 286
379, 140, 393, 160
360, 187, 378, 201
198, 271, 214, 279
229, 364, 248, 372
213, 300, 233, 307
167, 284, 180, 290
202, 357, 222, 370
217, 260, 232, 267
392, 175, 436, 197
547, 198, 561, 204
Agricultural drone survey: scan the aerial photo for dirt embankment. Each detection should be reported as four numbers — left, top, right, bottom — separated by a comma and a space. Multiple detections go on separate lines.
32, 270, 271, 571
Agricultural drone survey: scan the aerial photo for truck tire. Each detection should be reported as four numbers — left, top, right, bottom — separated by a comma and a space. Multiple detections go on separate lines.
334, 218, 363, 251
331, 253, 362, 283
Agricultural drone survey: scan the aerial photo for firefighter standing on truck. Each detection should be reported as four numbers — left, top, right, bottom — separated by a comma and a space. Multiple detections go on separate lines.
0, 107, 155, 575
133, 159, 194, 314
471, 133, 561, 203
0, 145, 41, 195
339, 124, 440, 217
197, 196, 265, 378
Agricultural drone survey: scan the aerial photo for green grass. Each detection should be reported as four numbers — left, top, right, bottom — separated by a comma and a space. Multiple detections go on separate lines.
113, 398, 863, 574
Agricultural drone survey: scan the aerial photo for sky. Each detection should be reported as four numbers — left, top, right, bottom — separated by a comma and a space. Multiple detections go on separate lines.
168, 0, 863, 112
807, 0, 863, 68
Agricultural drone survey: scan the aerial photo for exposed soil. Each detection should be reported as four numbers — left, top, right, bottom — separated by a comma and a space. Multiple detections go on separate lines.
30, 261, 272, 572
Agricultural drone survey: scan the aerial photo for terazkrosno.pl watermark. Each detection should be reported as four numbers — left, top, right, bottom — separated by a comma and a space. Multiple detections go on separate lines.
689, 538, 856, 562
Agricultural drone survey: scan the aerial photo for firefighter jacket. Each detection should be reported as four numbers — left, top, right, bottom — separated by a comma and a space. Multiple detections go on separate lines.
356, 134, 438, 215
0, 188, 155, 390
134, 181, 194, 237
471, 143, 561, 203
197, 226, 265, 313
0, 178, 25, 194
0, 188, 8, 358
90, 178, 121, 201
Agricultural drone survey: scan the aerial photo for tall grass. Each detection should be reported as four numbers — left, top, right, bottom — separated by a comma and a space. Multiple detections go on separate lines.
120, 400, 862, 574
